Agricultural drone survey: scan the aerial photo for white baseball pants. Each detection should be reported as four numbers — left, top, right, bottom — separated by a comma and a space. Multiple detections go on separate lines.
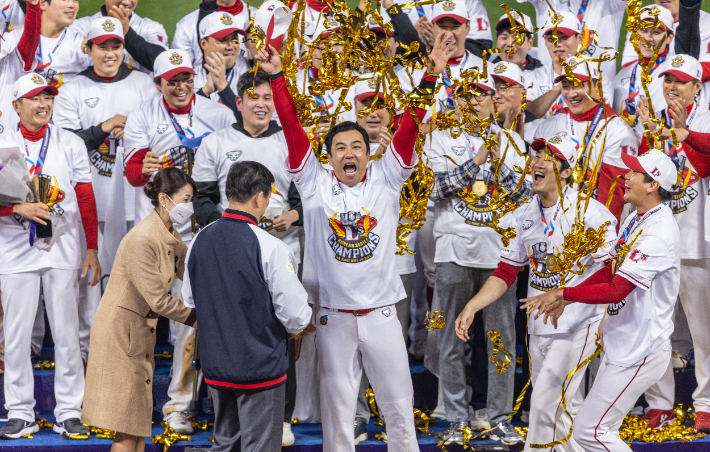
0, 269, 84, 423
525, 321, 600, 452
163, 319, 201, 414
316, 305, 419, 452
645, 258, 710, 412
574, 340, 672, 451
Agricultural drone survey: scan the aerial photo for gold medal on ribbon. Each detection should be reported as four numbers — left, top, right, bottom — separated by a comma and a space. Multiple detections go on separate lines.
546, 254, 558, 272
472, 180, 488, 198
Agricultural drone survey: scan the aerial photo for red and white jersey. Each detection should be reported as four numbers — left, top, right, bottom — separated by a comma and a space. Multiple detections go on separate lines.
2, 26, 92, 86
192, 122, 301, 261
621, 11, 710, 67
605, 203, 680, 367
123, 94, 234, 240
0, 124, 92, 274
613, 55, 672, 124
72, 10, 169, 74
654, 106, 710, 259
52, 66, 157, 222
289, 144, 415, 310
520, 0, 626, 83
0, 47, 32, 138
171, 3, 254, 68
427, 125, 527, 268
193, 60, 251, 103
0, 0, 24, 35
500, 187, 617, 335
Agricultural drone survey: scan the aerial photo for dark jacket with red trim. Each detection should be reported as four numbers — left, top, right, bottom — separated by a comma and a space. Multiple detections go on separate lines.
183, 209, 311, 391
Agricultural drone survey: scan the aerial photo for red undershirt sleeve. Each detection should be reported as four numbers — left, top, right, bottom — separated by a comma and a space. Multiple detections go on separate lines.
563, 273, 636, 305
269, 72, 311, 170
597, 162, 627, 224
702, 62, 710, 83
75, 182, 98, 250
639, 135, 651, 155
18, 0, 41, 71
682, 140, 710, 178
0, 205, 14, 216
125, 149, 151, 187
390, 74, 437, 166
490, 261, 520, 289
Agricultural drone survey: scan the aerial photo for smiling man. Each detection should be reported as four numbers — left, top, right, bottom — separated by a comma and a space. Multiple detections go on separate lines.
535, 57, 639, 223
634, 54, 710, 433
52, 16, 156, 364
256, 31, 454, 451
71, 0, 169, 74
455, 133, 617, 452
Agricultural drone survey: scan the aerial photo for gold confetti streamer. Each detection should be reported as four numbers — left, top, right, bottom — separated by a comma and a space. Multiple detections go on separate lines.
151, 423, 192, 451
425, 310, 445, 331
487, 330, 511, 374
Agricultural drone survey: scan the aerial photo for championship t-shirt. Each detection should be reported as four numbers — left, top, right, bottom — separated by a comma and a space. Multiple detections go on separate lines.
500, 187, 617, 335
604, 203, 680, 367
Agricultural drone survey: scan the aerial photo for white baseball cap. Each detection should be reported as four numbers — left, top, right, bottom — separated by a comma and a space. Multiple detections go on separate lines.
496, 11, 534, 34
531, 132, 578, 166
490, 61, 524, 86
639, 5, 674, 32
542, 10, 582, 37
252, 0, 293, 51
354, 76, 385, 102
153, 49, 194, 80
199, 11, 243, 40
622, 150, 677, 191
87, 17, 125, 45
554, 56, 600, 83
658, 54, 702, 82
432, 0, 469, 24
305, 14, 341, 43
457, 76, 495, 94
11, 73, 58, 101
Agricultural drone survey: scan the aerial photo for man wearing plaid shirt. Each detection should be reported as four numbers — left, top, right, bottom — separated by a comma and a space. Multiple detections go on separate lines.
426, 77, 530, 446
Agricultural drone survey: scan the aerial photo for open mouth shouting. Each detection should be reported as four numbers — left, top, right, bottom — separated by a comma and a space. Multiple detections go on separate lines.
343, 162, 358, 177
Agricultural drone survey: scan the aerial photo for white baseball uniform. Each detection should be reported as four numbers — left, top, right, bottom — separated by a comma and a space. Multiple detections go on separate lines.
171, 2, 253, 68
643, 107, 710, 414
52, 64, 157, 362
71, 9, 169, 74
0, 124, 92, 423
0, 42, 35, 139
573, 203, 680, 452
500, 187, 617, 452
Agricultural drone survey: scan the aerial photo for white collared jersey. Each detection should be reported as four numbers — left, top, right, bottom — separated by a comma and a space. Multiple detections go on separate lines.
0, 0, 24, 37
123, 94, 234, 241
500, 188, 617, 335
1, 26, 92, 86
520, 0, 626, 83
193, 60, 251, 103
648, 107, 710, 259
0, 124, 92, 274
191, 123, 302, 261
0, 47, 32, 138
171, 3, 254, 68
52, 68, 158, 222
605, 203, 680, 367
621, 11, 710, 67
290, 143, 415, 309
72, 11, 169, 75
426, 126, 528, 268
613, 58, 671, 125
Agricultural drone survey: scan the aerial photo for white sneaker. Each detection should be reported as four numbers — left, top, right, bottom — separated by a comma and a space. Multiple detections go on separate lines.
164, 411, 194, 434
282, 422, 295, 447
630, 405, 645, 416
520, 410, 530, 424
470, 408, 490, 431
672, 351, 688, 370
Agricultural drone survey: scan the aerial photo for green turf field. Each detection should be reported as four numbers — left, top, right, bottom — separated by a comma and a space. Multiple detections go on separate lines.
78, 0, 710, 60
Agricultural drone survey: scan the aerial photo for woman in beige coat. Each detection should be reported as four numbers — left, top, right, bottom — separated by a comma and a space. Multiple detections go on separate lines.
83, 168, 198, 452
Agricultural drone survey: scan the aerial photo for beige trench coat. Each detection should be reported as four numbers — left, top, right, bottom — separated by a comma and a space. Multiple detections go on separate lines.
82, 209, 196, 437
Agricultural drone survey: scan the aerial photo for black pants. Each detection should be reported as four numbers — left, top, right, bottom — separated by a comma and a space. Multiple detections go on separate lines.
210, 384, 285, 452
284, 338, 296, 422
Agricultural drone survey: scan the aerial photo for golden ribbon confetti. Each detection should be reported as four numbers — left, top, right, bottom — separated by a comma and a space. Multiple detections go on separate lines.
487, 330, 511, 374
151, 423, 192, 451
33, 360, 55, 370
89, 426, 116, 439
424, 310, 445, 331
154, 350, 172, 360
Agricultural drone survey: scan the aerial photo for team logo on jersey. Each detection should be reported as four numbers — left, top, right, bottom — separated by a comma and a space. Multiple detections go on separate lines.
671, 56, 685, 68
451, 145, 466, 156
455, 170, 495, 226
157, 124, 169, 134
226, 150, 242, 161
320, 315, 328, 325
84, 98, 99, 108
493, 62, 507, 74
629, 249, 648, 263
90, 137, 121, 177
332, 183, 343, 196
220, 13, 233, 26
160, 145, 193, 171
327, 209, 380, 263
382, 308, 391, 317
529, 242, 560, 292
606, 300, 626, 315
668, 166, 699, 214
441, 1, 456, 11
522, 219, 534, 230
168, 52, 184, 66
101, 19, 116, 32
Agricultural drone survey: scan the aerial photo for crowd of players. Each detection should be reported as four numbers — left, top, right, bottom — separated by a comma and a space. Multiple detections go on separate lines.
0, 0, 710, 450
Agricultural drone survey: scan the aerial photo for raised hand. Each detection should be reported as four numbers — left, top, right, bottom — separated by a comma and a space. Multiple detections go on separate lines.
428, 32, 457, 76
638, 97, 655, 131
255, 45, 282, 75
108, 5, 131, 36
205, 52, 228, 92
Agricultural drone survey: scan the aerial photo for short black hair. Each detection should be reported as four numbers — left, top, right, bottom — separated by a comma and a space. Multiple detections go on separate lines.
237, 71, 271, 99
496, 22, 533, 39
225, 161, 275, 203
324, 121, 370, 155
642, 173, 673, 200
144, 167, 197, 207
558, 157, 573, 185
